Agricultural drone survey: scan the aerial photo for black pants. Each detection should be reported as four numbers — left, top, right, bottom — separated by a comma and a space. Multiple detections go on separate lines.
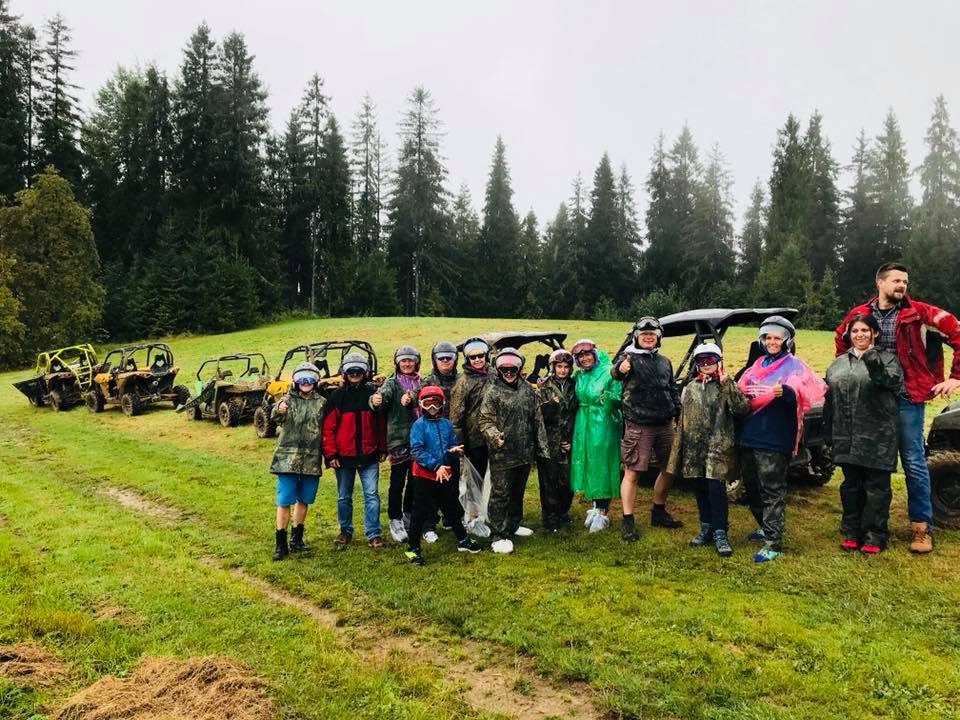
839, 464, 892, 548
465, 444, 489, 480
742, 448, 790, 551
408, 475, 467, 551
536, 458, 573, 529
692, 477, 729, 532
388, 459, 414, 520
489, 465, 530, 540
426, 456, 464, 530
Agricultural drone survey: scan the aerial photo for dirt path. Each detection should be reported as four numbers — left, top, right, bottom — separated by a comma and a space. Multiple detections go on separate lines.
97, 480, 599, 719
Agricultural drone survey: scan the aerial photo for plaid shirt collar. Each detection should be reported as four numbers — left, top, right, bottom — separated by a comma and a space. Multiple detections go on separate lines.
868, 298, 901, 353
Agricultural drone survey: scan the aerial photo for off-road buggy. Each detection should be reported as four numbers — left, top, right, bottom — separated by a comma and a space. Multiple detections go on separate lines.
85, 343, 190, 416
926, 400, 960, 529
459, 331, 567, 384
178, 353, 271, 427
614, 308, 834, 497
254, 339, 380, 438
13, 344, 99, 411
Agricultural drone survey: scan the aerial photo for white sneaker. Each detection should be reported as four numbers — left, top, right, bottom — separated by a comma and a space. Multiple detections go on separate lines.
388, 519, 408, 543
514, 526, 533, 537
588, 512, 609, 533
584, 507, 598, 529
422, 530, 439, 544
491, 538, 514, 554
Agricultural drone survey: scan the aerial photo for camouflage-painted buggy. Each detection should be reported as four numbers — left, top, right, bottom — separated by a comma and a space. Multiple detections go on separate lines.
179, 353, 271, 427
13, 344, 99, 411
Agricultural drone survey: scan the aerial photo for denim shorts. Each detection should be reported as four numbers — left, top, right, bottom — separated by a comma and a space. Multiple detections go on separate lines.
275, 473, 320, 506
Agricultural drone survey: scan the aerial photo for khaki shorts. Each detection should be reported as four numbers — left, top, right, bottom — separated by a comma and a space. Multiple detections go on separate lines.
621, 421, 674, 472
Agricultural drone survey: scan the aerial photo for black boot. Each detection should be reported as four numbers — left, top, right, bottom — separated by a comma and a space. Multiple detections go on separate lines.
651, 504, 683, 529
290, 523, 308, 553
621, 514, 638, 542
272, 528, 288, 561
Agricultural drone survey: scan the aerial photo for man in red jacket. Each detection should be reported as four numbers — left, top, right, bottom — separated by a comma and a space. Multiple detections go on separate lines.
835, 262, 960, 553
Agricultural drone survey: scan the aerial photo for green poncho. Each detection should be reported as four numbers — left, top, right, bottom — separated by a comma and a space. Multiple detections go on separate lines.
570, 350, 623, 500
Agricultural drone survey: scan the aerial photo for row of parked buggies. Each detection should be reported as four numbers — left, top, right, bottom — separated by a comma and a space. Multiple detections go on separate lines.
11, 308, 960, 528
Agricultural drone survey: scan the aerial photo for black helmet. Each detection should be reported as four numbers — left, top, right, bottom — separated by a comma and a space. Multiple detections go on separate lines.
339, 352, 370, 378
431, 341, 458, 364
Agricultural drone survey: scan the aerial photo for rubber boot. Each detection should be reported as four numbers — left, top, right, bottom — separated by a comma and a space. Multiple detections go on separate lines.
688, 523, 713, 547
290, 523, 308, 553
272, 528, 288, 561
621, 514, 638, 542
713, 529, 733, 557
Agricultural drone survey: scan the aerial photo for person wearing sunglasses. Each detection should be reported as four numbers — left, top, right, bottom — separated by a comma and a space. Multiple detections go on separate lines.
477, 348, 549, 554
667, 343, 749, 557
268, 361, 326, 560
450, 337, 493, 486
322, 353, 387, 549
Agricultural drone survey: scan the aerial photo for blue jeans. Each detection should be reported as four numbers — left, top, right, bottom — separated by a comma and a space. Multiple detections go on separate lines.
898, 399, 933, 526
335, 465, 382, 539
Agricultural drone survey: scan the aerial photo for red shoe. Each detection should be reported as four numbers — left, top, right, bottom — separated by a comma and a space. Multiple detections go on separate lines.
840, 539, 860, 551
860, 544, 882, 555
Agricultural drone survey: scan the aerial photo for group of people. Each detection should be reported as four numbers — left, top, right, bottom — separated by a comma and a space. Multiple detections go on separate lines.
267, 262, 960, 565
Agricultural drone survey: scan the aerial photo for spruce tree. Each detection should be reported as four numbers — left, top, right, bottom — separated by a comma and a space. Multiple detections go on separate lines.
35, 14, 82, 188
449, 184, 481, 315
317, 115, 353, 314
541, 203, 576, 318
867, 108, 912, 262
584, 152, 632, 311
0, 0, 28, 196
350, 93, 387, 256
477, 135, 521, 313
642, 133, 679, 292
739, 180, 766, 287
752, 240, 810, 310
803, 111, 841, 277
838, 129, 878, 305
518, 209, 543, 317
685, 144, 735, 300
766, 114, 809, 260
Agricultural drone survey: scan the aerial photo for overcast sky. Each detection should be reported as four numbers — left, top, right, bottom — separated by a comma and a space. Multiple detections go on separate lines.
19, 1, 960, 231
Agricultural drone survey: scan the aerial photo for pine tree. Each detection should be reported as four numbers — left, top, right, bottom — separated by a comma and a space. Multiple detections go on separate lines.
477, 135, 521, 313
752, 240, 811, 310
685, 143, 735, 300
350, 93, 387, 256
739, 180, 766, 286
318, 115, 353, 315
868, 108, 912, 262
297, 72, 329, 314
838, 129, 878, 305
0, 0, 29, 196
0, 167, 104, 353
35, 14, 82, 188
386, 86, 449, 315
766, 114, 809, 260
616, 163, 641, 254
518, 209, 543, 317
803, 111, 841, 277
906, 95, 960, 311
584, 152, 632, 312
542, 202, 578, 318
449, 183, 480, 315
642, 133, 679, 292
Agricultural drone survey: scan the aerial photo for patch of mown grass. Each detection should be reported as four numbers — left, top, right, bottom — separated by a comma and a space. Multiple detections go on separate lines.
2, 317, 959, 719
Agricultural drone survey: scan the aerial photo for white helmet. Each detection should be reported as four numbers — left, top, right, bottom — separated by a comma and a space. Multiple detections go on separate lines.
692, 342, 722, 361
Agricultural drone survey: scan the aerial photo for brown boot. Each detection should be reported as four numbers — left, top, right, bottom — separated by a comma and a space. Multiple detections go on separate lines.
333, 530, 352, 549
909, 522, 933, 554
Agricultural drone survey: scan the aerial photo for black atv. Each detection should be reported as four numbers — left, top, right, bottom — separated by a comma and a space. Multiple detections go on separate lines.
926, 400, 960, 529
460, 330, 567, 385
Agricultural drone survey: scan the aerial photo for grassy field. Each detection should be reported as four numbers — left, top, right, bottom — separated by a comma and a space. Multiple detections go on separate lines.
2, 316, 959, 719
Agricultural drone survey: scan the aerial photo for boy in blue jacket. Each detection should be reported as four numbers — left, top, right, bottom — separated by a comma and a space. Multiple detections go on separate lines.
406, 385, 483, 565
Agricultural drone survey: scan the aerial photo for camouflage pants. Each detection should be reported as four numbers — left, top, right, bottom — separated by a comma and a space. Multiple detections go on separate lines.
742, 448, 789, 551
839, 464, 892, 548
536, 458, 573, 530
489, 465, 531, 541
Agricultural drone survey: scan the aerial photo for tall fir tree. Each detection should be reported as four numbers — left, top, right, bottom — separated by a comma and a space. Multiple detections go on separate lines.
803, 111, 841, 277
567, 174, 589, 317
542, 202, 578, 318
518, 210, 543, 317
350, 92, 386, 256
685, 144, 735, 300
584, 152, 633, 311
297, 72, 330, 314
0, 0, 28, 196
838, 129, 878, 305
35, 14, 82, 188
448, 183, 481, 315
739, 180, 766, 287
317, 115, 353, 315
477, 135, 521, 313
766, 113, 809, 260
642, 132, 680, 293
867, 108, 912, 262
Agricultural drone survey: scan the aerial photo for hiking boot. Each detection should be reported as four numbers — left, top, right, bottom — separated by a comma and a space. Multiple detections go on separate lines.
840, 538, 860, 552
621, 514, 638, 542
367, 535, 385, 549
651, 505, 683, 529
333, 530, 352, 549
388, 519, 408, 543
422, 530, 439, 544
714, 529, 733, 557
457, 537, 483, 554
405, 547, 425, 566
747, 527, 766, 541
514, 526, 534, 537
752, 544, 781, 563
272, 528, 288, 561
289, 524, 308, 553
909, 522, 933, 554
688, 523, 713, 547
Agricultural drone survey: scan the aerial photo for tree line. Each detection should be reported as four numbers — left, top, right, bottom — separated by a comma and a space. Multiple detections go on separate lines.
2, 3, 960, 369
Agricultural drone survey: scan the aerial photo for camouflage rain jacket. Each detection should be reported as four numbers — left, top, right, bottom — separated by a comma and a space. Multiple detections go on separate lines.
824, 347, 903, 471
477, 374, 549, 471
667, 376, 749, 482
269, 386, 325, 476
449, 364, 489, 448
535, 375, 579, 464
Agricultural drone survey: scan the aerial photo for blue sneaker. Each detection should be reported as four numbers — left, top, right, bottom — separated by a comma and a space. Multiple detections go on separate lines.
747, 527, 766, 541
752, 547, 781, 563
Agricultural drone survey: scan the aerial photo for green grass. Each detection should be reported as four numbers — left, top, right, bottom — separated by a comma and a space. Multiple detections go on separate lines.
2, 316, 959, 719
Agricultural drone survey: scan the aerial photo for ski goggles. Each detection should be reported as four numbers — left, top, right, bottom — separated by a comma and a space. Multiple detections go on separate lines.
294, 375, 317, 385
343, 367, 366, 376
498, 365, 521, 375
419, 397, 443, 410
695, 356, 720, 367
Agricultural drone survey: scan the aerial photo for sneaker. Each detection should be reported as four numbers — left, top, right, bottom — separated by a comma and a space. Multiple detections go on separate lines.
688, 523, 713, 547
367, 535, 385, 549
405, 548, 425, 566
713, 529, 733, 557
860, 543, 882, 555
388, 519, 408, 543
422, 530, 439, 544
840, 538, 860, 552
588, 512, 609, 533
584, 507, 598, 529
651, 506, 683, 529
457, 537, 483, 554
491, 538, 514, 554
909, 522, 933, 554
747, 527, 766, 541
514, 526, 533, 537
752, 546, 781, 563
333, 530, 352, 548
